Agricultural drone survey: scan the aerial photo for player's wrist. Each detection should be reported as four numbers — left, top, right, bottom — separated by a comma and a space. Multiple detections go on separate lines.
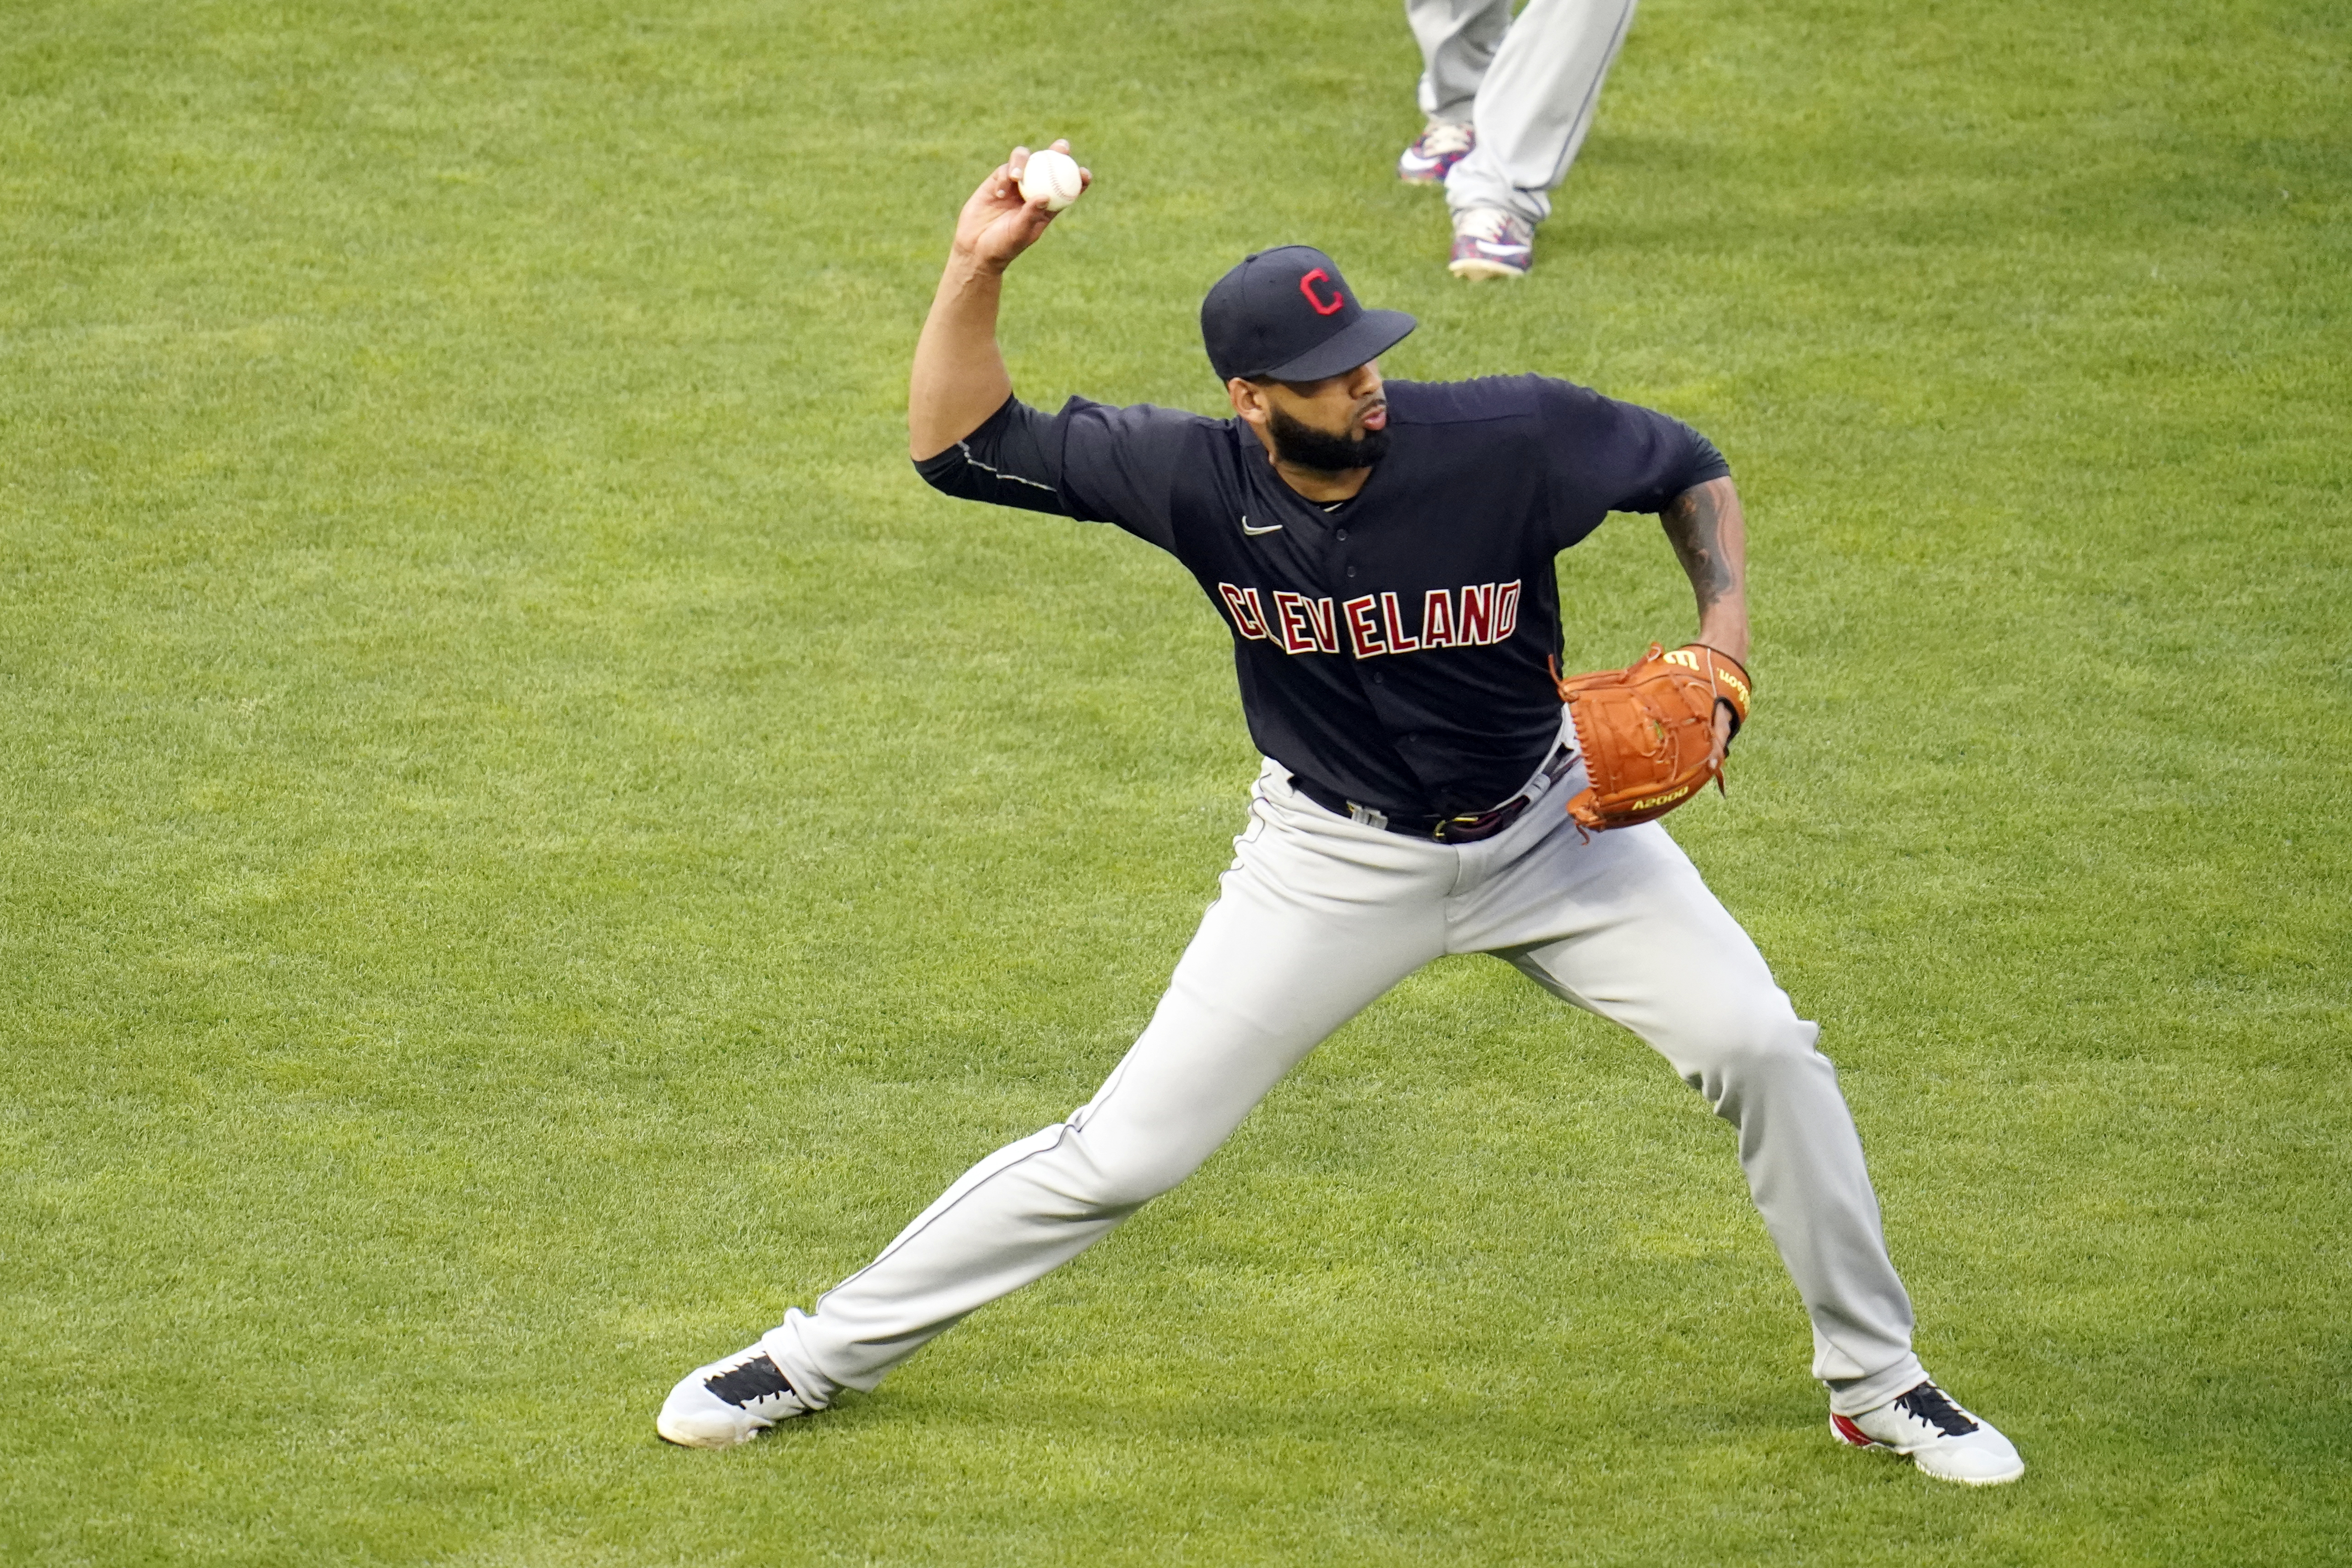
944, 245, 1011, 281
1689, 623, 1749, 667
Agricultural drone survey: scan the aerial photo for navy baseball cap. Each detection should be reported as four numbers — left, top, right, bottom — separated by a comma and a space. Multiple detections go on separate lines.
1200, 246, 1416, 384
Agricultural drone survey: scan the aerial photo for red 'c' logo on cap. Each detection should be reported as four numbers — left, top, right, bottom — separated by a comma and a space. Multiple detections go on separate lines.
1298, 269, 1346, 316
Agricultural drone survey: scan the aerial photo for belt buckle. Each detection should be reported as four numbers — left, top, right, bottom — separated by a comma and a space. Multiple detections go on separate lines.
1435, 743, 1571, 844
1436, 798, 1521, 844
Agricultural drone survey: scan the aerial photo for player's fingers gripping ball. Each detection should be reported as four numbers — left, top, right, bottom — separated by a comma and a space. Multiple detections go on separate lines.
1019, 146, 1085, 211
1554, 643, 1752, 831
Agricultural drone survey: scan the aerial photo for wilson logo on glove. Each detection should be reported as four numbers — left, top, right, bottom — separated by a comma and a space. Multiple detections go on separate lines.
1551, 643, 1752, 832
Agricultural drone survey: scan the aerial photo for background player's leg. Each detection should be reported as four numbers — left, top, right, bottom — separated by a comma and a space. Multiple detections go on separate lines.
1444, 0, 1639, 226
1406, 0, 1513, 126
1453, 814, 1926, 1413
761, 776, 1451, 1405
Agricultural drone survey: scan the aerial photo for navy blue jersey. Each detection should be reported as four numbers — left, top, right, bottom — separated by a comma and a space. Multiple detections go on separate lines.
917, 375, 1727, 816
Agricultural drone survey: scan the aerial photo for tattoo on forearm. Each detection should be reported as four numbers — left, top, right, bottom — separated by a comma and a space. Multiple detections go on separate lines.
1663, 483, 1739, 616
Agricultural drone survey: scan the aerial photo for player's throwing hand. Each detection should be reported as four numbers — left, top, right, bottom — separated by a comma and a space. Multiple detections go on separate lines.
952, 140, 1090, 274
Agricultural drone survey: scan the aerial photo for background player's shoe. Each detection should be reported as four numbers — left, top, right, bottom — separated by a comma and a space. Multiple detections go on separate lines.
1448, 208, 1534, 280
1831, 1380, 2024, 1485
657, 1343, 814, 1447
1397, 120, 1475, 185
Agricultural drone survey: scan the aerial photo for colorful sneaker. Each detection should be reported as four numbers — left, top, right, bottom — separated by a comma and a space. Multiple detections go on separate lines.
1397, 120, 1475, 186
657, 1343, 814, 1448
1831, 1380, 2025, 1486
1447, 207, 1534, 280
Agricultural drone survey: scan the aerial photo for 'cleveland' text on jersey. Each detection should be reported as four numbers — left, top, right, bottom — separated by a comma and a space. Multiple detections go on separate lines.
1218, 580, 1523, 658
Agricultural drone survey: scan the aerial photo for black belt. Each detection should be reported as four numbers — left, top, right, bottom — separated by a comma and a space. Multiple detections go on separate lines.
1289, 743, 1576, 845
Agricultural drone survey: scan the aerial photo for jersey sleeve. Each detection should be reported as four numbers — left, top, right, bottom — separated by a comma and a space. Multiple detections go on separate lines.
912, 393, 1209, 553
1052, 397, 1216, 552
912, 395, 1077, 518
1538, 380, 1732, 550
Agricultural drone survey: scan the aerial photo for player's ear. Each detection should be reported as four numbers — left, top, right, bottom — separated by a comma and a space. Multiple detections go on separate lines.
1226, 376, 1269, 425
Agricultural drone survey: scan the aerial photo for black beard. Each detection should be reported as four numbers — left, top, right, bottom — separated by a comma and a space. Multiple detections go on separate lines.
1267, 405, 1390, 473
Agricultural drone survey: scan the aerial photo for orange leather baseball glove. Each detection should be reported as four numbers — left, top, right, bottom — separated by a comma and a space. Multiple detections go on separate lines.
1553, 643, 1753, 832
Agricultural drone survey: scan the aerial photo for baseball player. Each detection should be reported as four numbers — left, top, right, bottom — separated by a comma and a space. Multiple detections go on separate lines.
657, 145, 2024, 1486
1397, 0, 1639, 279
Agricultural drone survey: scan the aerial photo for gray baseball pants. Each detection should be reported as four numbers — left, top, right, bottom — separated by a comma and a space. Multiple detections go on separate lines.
763, 749, 1928, 1418
1408, 0, 1640, 225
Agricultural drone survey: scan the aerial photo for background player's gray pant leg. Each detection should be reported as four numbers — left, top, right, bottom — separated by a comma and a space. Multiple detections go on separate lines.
1410, 0, 1640, 226
761, 793, 1450, 1404
1463, 820, 1926, 1415
1407, 0, 1512, 124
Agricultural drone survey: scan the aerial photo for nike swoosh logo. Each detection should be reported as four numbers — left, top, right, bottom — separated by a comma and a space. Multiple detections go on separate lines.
1240, 516, 1283, 536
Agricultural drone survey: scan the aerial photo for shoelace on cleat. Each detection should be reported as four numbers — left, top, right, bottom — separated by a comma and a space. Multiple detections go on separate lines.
704, 1353, 798, 1409
1456, 210, 1528, 247
1893, 1383, 1981, 1438
1415, 121, 1474, 157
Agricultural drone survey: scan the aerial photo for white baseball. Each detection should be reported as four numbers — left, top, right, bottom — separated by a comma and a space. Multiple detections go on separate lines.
1019, 148, 1084, 212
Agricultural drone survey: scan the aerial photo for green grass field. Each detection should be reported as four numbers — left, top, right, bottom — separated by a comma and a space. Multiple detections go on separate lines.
4, 0, 2347, 1562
